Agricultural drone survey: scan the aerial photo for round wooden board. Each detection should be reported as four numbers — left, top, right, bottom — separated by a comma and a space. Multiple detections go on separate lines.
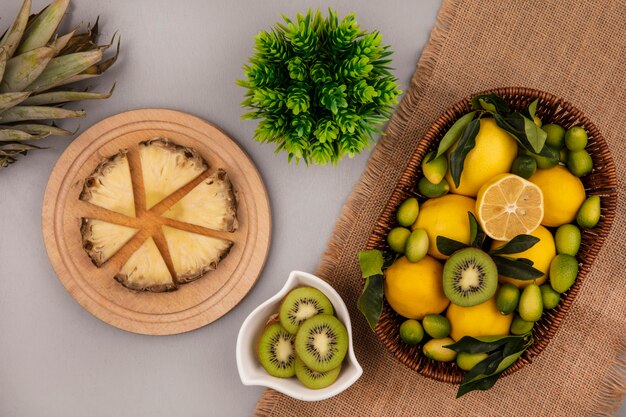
42, 109, 271, 335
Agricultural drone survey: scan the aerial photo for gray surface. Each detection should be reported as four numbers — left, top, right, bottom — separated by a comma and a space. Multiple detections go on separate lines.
0, 1, 622, 417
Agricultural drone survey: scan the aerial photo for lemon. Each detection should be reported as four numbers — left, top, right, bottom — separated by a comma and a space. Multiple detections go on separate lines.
413, 194, 476, 259
446, 296, 513, 341
445, 118, 518, 197
476, 173, 544, 241
384, 256, 449, 319
528, 166, 586, 227
491, 225, 555, 287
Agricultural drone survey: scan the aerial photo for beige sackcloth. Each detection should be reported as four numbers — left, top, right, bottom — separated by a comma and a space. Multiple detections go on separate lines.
253, 0, 625, 415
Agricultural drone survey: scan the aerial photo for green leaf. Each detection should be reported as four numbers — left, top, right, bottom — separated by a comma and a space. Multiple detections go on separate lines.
434, 111, 478, 159
528, 98, 538, 119
489, 234, 540, 255
449, 118, 480, 187
470, 94, 510, 114
358, 250, 384, 278
494, 112, 547, 154
445, 334, 528, 354
468, 212, 485, 248
436, 236, 468, 256
492, 255, 544, 280
357, 274, 384, 331
456, 372, 501, 398
453, 334, 533, 398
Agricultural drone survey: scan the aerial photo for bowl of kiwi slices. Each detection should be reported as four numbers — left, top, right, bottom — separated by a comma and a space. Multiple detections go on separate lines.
236, 271, 362, 401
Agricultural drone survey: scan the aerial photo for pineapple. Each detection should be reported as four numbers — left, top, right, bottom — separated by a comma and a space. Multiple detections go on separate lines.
115, 237, 175, 292
163, 169, 238, 232
79, 150, 136, 217
80, 218, 138, 266
0, 0, 118, 169
78, 138, 239, 293
162, 225, 233, 283
140, 138, 208, 209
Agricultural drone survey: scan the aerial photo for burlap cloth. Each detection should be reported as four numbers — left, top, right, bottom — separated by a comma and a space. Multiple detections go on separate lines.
253, 0, 625, 415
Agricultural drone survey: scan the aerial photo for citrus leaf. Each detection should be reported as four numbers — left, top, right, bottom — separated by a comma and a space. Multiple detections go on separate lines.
436, 236, 468, 256
468, 212, 485, 248
358, 249, 383, 278
357, 274, 384, 331
470, 93, 510, 114
492, 255, 544, 280
489, 234, 540, 255
449, 117, 480, 187
453, 334, 533, 398
494, 112, 547, 154
528, 98, 538, 119
456, 372, 501, 398
434, 111, 477, 159
444, 334, 526, 354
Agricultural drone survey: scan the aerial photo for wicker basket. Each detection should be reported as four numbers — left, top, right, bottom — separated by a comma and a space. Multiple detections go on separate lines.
366, 87, 618, 384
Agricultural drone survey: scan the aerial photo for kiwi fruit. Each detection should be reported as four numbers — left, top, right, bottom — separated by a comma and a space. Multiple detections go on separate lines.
294, 356, 341, 389
443, 248, 497, 307
295, 314, 348, 373
257, 323, 296, 378
279, 287, 334, 334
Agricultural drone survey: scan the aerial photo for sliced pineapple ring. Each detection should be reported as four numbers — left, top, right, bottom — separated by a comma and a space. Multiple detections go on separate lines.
80, 151, 136, 217
140, 138, 208, 209
80, 219, 139, 267
115, 237, 175, 292
162, 226, 233, 283
163, 169, 238, 232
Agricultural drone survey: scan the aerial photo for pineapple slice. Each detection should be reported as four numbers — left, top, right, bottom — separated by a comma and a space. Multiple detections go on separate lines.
163, 169, 238, 232
140, 138, 208, 209
115, 237, 175, 292
80, 151, 136, 217
162, 226, 233, 283
80, 218, 139, 267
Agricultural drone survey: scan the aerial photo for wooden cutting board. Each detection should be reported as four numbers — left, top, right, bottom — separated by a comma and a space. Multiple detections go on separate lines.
42, 109, 271, 335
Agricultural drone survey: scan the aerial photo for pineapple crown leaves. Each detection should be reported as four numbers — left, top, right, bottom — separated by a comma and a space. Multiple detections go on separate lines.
0, 0, 118, 170
238, 8, 402, 165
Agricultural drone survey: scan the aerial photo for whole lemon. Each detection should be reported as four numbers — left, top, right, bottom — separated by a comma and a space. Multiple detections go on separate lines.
491, 225, 556, 288
528, 166, 586, 227
384, 256, 449, 319
413, 194, 476, 259
444, 118, 518, 197
446, 296, 513, 341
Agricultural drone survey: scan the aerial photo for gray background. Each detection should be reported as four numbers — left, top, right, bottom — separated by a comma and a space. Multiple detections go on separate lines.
0, 1, 622, 417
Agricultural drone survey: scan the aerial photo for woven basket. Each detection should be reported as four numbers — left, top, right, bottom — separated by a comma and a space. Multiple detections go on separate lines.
366, 87, 618, 384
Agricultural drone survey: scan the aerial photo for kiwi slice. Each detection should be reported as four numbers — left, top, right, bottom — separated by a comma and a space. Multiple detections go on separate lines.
443, 248, 497, 307
295, 314, 348, 373
279, 287, 334, 334
295, 357, 341, 389
257, 323, 296, 378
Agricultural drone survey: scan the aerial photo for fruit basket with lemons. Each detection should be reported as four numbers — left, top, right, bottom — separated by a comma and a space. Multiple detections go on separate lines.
357, 87, 617, 397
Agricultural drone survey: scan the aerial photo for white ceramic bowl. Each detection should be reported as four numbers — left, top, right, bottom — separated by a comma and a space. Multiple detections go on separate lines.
236, 270, 362, 401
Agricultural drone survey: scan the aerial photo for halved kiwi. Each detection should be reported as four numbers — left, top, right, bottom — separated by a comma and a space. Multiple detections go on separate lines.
443, 248, 497, 307
295, 356, 341, 389
295, 314, 348, 373
279, 287, 334, 334
257, 323, 296, 378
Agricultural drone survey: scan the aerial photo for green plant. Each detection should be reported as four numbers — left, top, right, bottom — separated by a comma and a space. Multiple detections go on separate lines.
0, 0, 119, 170
238, 9, 401, 165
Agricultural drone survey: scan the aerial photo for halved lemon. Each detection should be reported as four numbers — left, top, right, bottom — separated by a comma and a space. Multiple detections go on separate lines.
476, 173, 544, 241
